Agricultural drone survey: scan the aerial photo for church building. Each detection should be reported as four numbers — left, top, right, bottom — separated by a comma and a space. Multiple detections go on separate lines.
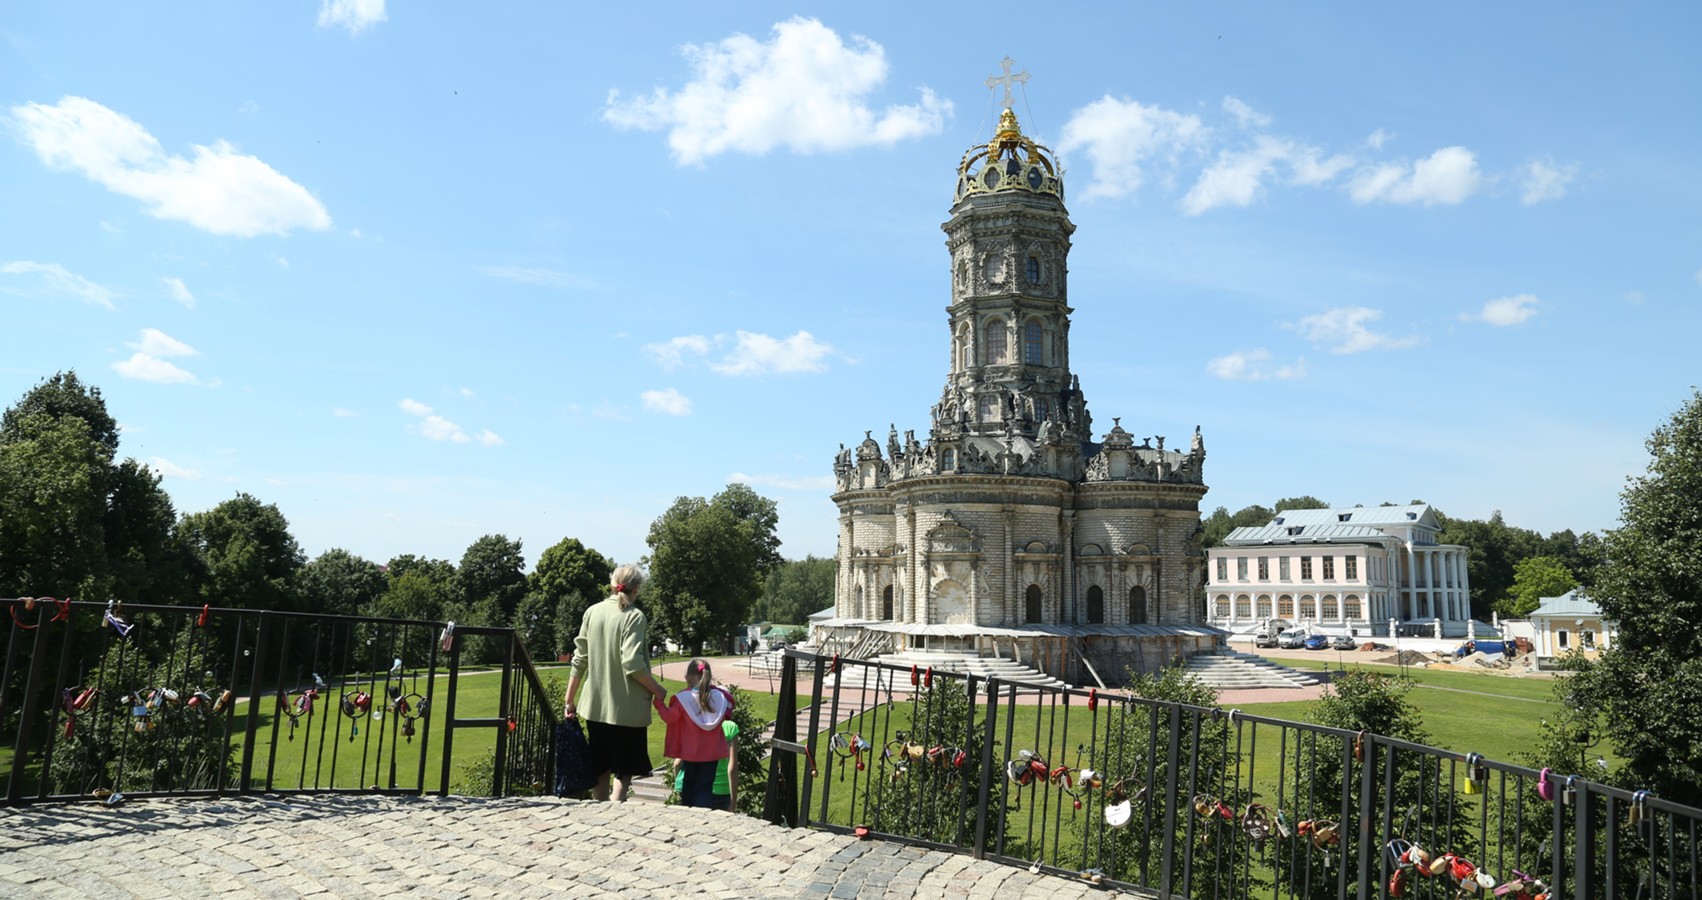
823, 102, 1222, 683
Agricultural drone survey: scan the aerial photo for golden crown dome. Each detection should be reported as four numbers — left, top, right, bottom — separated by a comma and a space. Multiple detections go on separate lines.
954, 108, 1062, 202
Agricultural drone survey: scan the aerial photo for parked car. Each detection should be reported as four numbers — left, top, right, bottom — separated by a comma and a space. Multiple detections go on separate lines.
1331, 634, 1357, 651
1276, 630, 1305, 649
1303, 633, 1329, 651
1253, 631, 1279, 648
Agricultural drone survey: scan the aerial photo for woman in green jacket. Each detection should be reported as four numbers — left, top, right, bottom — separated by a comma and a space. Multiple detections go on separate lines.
563, 563, 667, 801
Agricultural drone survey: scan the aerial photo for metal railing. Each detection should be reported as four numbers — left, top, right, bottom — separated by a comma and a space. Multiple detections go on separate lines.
764, 649, 1702, 899
0, 599, 557, 805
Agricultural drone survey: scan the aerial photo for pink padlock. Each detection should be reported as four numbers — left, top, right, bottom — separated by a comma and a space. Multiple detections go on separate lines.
1537, 768, 1555, 802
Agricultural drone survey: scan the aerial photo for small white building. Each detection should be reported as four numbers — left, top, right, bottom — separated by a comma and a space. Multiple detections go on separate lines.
1528, 589, 1615, 657
1205, 504, 1473, 638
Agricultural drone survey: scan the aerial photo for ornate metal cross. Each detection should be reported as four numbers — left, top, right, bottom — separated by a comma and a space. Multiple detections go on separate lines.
985, 56, 1030, 108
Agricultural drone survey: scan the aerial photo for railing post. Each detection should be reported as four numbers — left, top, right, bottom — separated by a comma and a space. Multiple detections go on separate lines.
973, 676, 1001, 860
1356, 734, 1378, 894
491, 635, 514, 797
1159, 704, 1181, 895
762, 651, 799, 826
1338, 730, 1355, 898
5, 620, 55, 805
237, 612, 273, 794
1574, 780, 1592, 900
438, 629, 461, 797
799, 655, 825, 829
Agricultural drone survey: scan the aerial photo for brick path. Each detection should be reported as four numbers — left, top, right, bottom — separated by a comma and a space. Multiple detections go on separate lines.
0, 795, 1133, 898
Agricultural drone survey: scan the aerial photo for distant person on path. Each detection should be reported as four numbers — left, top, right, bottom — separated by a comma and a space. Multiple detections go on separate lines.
656, 657, 734, 810
564, 564, 667, 802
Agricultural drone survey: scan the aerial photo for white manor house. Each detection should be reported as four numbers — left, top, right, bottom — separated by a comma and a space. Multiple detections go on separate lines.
1205, 504, 1474, 639
819, 100, 1222, 684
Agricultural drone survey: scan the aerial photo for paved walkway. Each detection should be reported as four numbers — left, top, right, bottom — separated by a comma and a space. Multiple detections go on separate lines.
0, 795, 1132, 899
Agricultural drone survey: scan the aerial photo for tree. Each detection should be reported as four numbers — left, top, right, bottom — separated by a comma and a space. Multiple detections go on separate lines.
297, 548, 387, 617
453, 534, 527, 618
1499, 555, 1577, 618
752, 556, 835, 624
103, 458, 194, 602
1201, 503, 1275, 548
0, 413, 111, 597
646, 484, 780, 654
529, 537, 613, 653
511, 592, 554, 663
370, 569, 452, 622
385, 554, 456, 585
0, 375, 190, 604
1571, 389, 1702, 808
1, 370, 119, 458
179, 493, 306, 612
1271, 496, 1330, 512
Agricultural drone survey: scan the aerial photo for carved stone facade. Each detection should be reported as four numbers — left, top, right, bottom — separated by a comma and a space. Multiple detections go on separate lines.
828, 108, 1220, 682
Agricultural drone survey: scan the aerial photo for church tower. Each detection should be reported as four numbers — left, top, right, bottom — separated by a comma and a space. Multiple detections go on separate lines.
826, 73, 1219, 683
934, 108, 1088, 479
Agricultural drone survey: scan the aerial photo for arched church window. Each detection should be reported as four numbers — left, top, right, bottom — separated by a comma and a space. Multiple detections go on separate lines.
1025, 585, 1042, 623
957, 259, 969, 292
1024, 320, 1044, 364
882, 585, 894, 621
958, 325, 972, 369
1129, 585, 1147, 624
1256, 595, 1272, 618
1086, 585, 1104, 624
940, 448, 956, 470
1034, 398, 1050, 422
1299, 595, 1317, 620
984, 320, 1008, 365
1026, 256, 1042, 284
1277, 595, 1294, 618
1344, 595, 1362, 619
1213, 595, 1229, 618
854, 584, 864, 619
1235, 595, 1252, 618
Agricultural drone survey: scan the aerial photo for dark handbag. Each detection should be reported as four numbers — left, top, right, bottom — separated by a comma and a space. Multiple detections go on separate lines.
554, 718, 597, 796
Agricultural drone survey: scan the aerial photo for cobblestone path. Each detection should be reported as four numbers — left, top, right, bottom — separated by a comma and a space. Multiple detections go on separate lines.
0, 795, 1132, 899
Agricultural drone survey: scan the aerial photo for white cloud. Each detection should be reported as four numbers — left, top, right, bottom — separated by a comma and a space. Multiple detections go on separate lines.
458, 387, 475, 397
332, 407, 357, 418
604, 17, 950, 166
480, 265, 594, 289
1057, 96, 1206, 200
0, 260, 115, 308
271, 254, 290, 268
112, 328, 202, 384
1290, 306, 1421, 354
398, 396, 500, 445
1462, 293, 1540, 326
644, 330, 833, 375
147, 457, 200, 480
711, 330, 833, 376
641, 388, 693, 416
1349, 146, 1482, 206
317, 0, 386, 35
1518, 158, 1577, 205
1366, 129, 1393, 150
10, 96, 331, 237
730, 472, 837, 491
135, 327, 197, 358
161, 276, 194, 308
1180, 136, 1352, 215
419, 415, 469, 443
112, 353, 197, 384
644, 335, 715, 371
1205, 349, 1308, 381
1222, 96, 1271, 129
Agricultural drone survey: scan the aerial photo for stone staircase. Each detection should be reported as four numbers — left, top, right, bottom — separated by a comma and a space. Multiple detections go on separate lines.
870, 650, 1071, 691
1181, 649, 1320, 690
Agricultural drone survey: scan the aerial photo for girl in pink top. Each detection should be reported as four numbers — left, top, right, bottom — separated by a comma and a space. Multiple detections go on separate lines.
654, 658, 733, 810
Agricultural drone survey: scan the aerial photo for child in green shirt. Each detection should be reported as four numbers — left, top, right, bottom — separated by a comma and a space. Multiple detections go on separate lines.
673, 718, 740, 812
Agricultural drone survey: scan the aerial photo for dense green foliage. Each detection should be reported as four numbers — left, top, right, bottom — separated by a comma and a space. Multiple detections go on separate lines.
1499, 554, 1579, 618
527, 537, 613, 658
1571, 388, 1702, 807
645, 483, 781, 654
751, 555, 835, 625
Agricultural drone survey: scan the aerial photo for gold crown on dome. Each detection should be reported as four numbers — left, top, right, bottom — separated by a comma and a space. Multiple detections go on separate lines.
955, 107, 1063, 202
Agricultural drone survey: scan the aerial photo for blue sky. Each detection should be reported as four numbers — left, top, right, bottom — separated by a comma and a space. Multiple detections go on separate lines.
4, 3, 1699, 572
